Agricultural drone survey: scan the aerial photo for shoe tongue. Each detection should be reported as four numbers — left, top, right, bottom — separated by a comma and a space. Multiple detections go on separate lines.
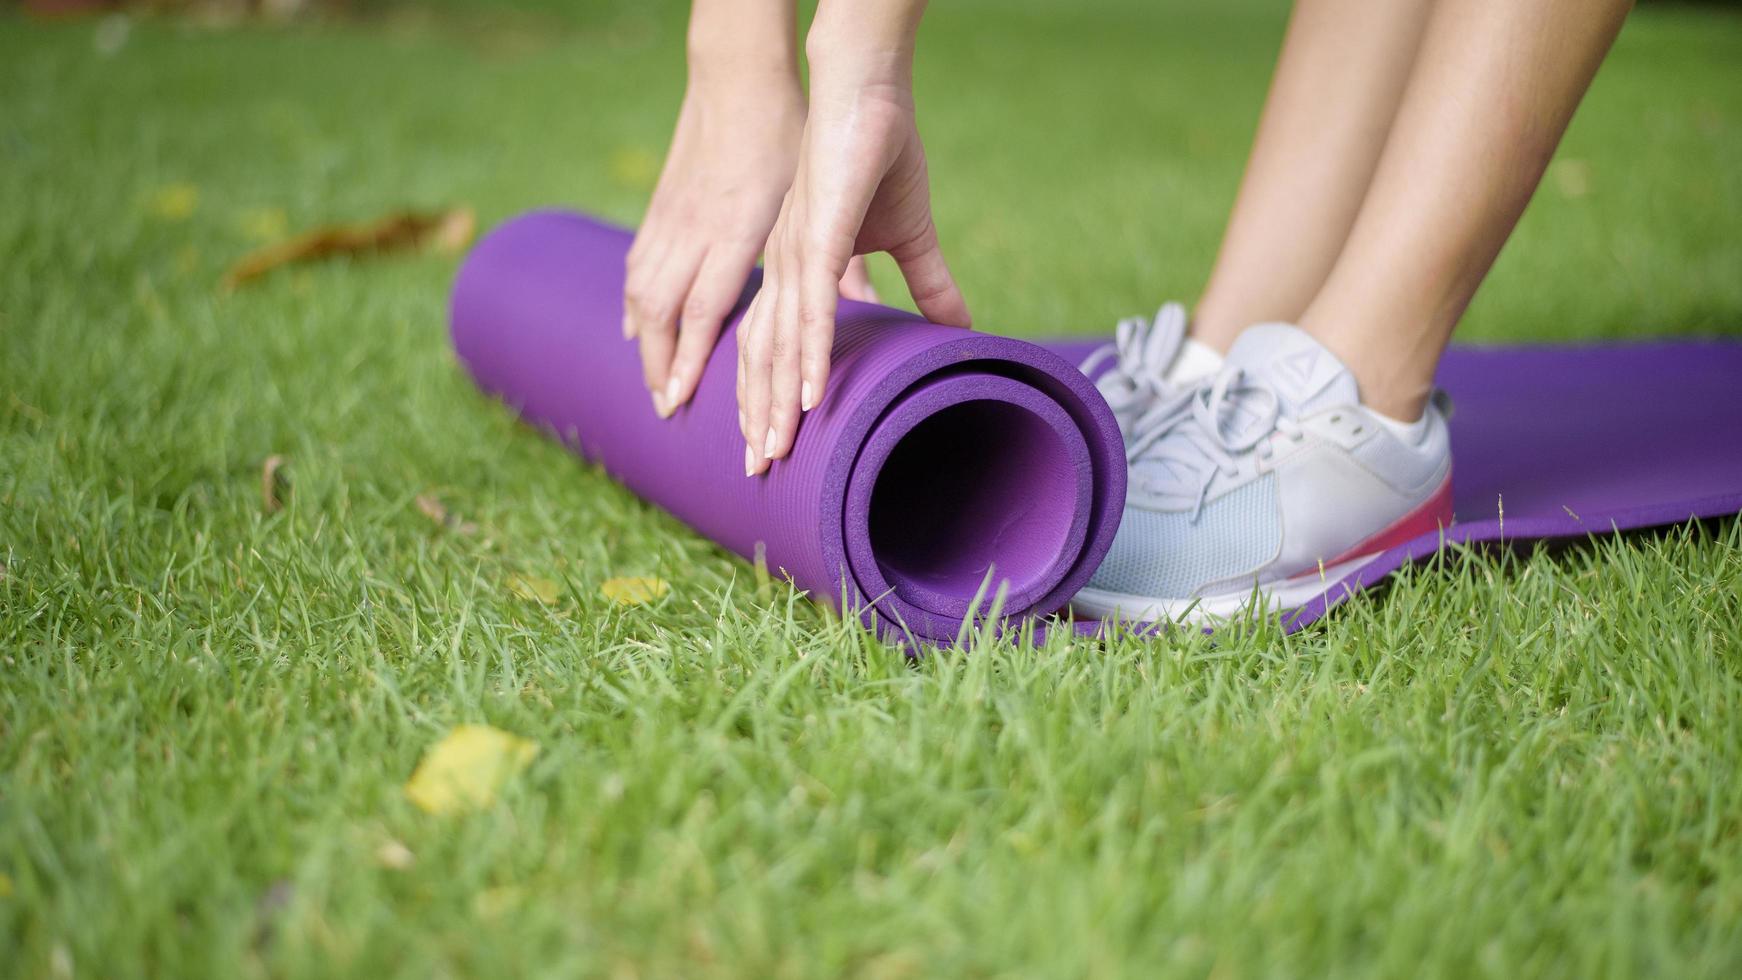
1226, 322, 1359, 416
1137, 303, 1187, 376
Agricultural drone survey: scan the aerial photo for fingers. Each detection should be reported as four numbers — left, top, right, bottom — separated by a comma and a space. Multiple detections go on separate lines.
664, 241, 760, 415
735, 288, 761, 442
742, 209, 848, 473
795, 254, 839, 424
738, 273, 775, 477
625, 241, 705, 416
889, 222, 971, 329
839, 255, 879, 304
763, 244, 808, 463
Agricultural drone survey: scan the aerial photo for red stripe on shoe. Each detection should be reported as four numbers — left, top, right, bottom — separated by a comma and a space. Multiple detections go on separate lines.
1318, 473, 1455, 569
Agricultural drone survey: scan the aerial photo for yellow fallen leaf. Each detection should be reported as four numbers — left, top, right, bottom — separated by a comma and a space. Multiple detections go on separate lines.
376, 839, 415, 870
508, 573, 560, 604
221, 206, 476, 290
238, 206, 289, 243
608, 146, 659, 192
148, 182, 199, 220
601, 576, 669, 606
473, 885, 522, 919
404, 724, 539, 816
1550, 158, 1592, 199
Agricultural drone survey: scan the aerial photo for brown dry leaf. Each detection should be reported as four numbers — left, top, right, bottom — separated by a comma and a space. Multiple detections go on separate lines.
404, 724, 539, 816
222, 206, 476, 290
601, 576, 669, 606
414, 493, 477, 535
508, 574, 561, 605
260, 455, 288, 513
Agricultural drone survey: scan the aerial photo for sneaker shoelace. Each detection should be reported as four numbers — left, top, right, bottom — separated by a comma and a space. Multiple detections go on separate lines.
1126, 365, 1303, 523
1078, 302, 1190, 425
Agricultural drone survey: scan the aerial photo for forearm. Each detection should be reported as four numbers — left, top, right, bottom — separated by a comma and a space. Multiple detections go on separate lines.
806, 0, 930, 86
686, 0, 800, 83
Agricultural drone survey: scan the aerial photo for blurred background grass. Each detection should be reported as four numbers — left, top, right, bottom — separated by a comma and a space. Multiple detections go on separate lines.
8, 0, 1741, 341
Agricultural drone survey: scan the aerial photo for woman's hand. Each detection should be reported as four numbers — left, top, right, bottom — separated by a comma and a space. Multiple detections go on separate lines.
625, 11, 877, 419
738, 4, 969, 475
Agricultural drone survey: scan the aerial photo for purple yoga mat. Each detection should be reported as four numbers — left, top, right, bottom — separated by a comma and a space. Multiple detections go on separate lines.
453, 210, 1742, 639
451, 212, 1126, 641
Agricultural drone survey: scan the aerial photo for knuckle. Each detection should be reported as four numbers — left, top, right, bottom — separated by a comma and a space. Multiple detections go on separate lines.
623, 282, 652, 315
681, 296, 721, 326
797, 305, 831, 332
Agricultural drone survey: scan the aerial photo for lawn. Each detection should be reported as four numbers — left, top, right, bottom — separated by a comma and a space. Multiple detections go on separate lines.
3, 1, 1742, 976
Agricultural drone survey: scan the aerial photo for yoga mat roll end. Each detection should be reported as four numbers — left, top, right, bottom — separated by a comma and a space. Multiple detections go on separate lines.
451, 210, 1125, 642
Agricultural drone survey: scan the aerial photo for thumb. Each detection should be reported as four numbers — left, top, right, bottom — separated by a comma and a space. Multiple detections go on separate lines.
889, 224, 971, 329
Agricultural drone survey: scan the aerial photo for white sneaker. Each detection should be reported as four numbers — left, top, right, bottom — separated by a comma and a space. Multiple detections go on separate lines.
1079, 302, 1223, 436
1072, 322, 1454, 625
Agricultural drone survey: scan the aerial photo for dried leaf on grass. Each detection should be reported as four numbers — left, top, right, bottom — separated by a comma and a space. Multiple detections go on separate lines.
238, 206, 289, 243
147, 182, 199, 221
508, 574, 561, 605
601, 576, 669, 606
222, 207, 476, 290
1550, 158, 1592, 199
404, 724, 539, 816
414, 493, 477, 535
608, 146, 660, 192
260, 454, 288, 513
375, 840, 416, 871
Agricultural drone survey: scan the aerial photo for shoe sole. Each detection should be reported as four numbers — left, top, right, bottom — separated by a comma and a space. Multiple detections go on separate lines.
1071, 475, 1454, 627
1071, 553, 1387, 626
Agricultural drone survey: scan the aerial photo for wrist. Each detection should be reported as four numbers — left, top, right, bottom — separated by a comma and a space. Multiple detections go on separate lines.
687, 1, 799, 86
804, 3, 922, 94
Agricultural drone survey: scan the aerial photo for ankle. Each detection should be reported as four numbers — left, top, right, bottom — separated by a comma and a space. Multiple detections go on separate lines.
1186, 295, 1246, 354
1353, 376, 1430, 423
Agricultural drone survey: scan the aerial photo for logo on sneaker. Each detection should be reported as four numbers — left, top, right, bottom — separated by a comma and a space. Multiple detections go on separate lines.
1271, 349, 1335, 401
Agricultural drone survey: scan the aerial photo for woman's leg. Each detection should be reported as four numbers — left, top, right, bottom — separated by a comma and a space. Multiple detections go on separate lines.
1298, 0, 1633, 420
1191, 0, 1435, 350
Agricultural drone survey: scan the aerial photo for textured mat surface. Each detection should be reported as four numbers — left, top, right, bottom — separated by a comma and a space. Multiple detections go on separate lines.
453, 211, 1742, 638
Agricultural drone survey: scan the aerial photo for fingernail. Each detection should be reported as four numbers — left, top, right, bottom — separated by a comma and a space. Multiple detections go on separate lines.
652, 391, 671, 418
663, 376, 681, 412
744, 443, 757, 477
622, 317, 634, 340
801, 381, 815, 412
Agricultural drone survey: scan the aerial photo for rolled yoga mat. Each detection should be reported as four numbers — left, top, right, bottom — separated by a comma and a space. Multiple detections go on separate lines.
451, 211, 1126, 642
454, 210, 1742, 638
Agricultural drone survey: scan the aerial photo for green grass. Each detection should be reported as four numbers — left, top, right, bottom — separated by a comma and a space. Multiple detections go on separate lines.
3, 1, 1742, 976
